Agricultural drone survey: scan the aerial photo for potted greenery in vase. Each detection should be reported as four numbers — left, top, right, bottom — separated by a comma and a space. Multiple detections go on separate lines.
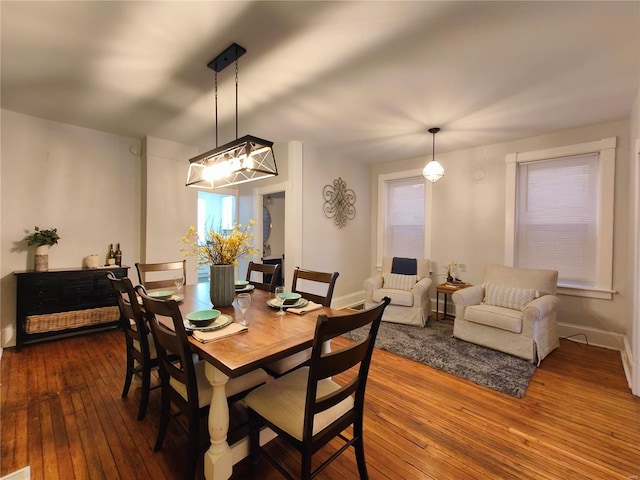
24, 226, 60, 272
182, 221, 257, 307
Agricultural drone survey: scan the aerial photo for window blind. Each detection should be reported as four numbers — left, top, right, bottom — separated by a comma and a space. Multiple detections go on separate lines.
384, 177, 425, 258
516, 153, 599, 287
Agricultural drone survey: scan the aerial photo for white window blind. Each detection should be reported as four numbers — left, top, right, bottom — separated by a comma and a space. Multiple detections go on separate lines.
384, 177, 425, 258
516, 153, 599, 287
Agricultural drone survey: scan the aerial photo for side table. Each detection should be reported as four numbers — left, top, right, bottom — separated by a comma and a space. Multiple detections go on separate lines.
436, 282, 472, 320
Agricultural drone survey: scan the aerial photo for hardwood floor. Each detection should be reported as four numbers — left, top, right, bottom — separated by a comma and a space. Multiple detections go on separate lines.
2, 328, 639, 479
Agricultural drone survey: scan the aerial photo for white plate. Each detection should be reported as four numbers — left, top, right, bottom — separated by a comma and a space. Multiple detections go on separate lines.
235, 284, 255, 293
267, 297, 309, 310
184, 314, 233, 332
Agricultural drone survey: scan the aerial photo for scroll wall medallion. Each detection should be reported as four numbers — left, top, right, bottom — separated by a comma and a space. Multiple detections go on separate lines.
322, 177, 356, 228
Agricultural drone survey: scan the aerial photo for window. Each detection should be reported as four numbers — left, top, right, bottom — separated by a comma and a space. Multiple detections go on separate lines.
505, 137, 616, 299
377, 170, 432, 265
196, 191, 236, 281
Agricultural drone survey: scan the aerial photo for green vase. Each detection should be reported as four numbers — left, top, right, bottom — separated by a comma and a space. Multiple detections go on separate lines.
209, 264, 235, 307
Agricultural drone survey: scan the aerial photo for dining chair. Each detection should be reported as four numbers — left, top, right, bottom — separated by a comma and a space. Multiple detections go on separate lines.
245, 296, 391, 480
245, 261, 281, 292
107, 272, 157, 421
137, 287, 270, 480
135, 260, 186, 290
266, 267, 339, 376
291, 267, 339, 307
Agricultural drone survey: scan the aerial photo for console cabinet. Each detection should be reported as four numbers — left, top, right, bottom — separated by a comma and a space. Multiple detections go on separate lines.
14, 266, 128, 348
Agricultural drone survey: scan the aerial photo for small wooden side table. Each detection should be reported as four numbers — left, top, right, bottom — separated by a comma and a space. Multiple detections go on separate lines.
436, 282, 472, 320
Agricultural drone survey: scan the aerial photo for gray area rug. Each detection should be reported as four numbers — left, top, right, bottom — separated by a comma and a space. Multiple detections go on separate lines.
342, 320, 535, 398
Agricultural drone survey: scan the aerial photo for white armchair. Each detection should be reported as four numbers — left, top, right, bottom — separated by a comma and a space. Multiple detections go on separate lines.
364, 257, 431, 327
452, 264, 559, 365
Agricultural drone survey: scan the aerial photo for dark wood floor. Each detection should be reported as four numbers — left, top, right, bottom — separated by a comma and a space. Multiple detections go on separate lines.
2, 326, 639, 480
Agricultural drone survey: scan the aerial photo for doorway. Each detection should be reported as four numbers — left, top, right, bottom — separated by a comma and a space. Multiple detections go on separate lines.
262, 191, 285, 285
196, 190, 236, 282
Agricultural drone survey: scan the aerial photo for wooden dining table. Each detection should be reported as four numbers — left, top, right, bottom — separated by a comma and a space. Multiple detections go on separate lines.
176, 282, 343, 480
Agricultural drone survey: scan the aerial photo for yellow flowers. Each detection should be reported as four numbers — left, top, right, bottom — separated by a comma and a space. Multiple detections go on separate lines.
182, 220, 258, 266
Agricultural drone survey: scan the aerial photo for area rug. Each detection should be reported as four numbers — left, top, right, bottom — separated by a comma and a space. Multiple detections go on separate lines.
342, 320, 535, 397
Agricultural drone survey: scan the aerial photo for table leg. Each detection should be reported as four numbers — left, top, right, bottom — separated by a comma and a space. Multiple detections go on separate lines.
203, 363, 233, 480
436, 291, 440, 320
443, 293, 448, 319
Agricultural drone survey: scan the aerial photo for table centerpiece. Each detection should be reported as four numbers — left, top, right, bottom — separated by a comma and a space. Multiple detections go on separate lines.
182, 220, 257, 307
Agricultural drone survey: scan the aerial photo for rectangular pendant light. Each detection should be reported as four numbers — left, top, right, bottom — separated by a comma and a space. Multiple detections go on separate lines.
186, 134, 277, 188
186, 43, 278, 189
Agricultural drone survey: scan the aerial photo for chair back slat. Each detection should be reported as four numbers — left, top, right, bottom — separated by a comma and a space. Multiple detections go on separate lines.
246, 261, 281, 292
291, 267, 339, 307
135, 260, 186, 290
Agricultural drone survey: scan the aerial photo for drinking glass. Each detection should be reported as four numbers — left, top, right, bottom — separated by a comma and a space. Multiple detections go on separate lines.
237, 293, 251, 326
174, 275, 185, 294
275, 286, 286, 316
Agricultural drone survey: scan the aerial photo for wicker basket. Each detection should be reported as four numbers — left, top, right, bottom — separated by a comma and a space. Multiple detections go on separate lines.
25, 306, 120, 334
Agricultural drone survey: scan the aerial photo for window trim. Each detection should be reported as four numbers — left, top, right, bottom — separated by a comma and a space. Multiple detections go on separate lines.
376, 169, 432, 267
505, 137, 616, 299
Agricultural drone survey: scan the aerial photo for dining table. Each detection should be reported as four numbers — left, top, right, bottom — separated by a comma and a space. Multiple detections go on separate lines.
176, 282, 343, 480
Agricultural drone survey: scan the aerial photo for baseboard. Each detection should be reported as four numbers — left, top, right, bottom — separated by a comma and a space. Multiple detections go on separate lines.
622, 335, 634, 391
557, 322, 625, 351
558, 322, 634, 389
333, 290, 366, 310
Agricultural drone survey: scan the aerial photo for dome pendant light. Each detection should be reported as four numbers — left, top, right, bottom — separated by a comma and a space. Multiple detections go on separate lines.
423, 127, 444, 183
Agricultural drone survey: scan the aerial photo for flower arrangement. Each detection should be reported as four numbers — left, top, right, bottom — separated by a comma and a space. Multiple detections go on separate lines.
182, 220, 258, 266
24, 226, 60, 247
443, 260, 460, 283
444, 260, 457, 277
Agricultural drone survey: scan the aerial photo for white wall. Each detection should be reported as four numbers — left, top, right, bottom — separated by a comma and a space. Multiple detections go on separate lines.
370, 119, 632, 344
0, 110, 141, 347
141, 136, 200, 282
298, 146, 371, 307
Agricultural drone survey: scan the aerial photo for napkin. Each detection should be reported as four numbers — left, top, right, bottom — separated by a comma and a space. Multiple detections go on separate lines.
192, 323, 248, 343
287, 301, 323, 315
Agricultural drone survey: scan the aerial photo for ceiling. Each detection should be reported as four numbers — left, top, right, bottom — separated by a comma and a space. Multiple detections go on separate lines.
2, 1, 639, 164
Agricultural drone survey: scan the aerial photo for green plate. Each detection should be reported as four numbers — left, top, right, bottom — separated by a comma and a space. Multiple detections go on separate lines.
184, 314, 232, 331
267, 297, 309, 310
149, 290, 175, 299
186, 309, 221, 322
235, 280, 249, 288
278, 292, 301, 301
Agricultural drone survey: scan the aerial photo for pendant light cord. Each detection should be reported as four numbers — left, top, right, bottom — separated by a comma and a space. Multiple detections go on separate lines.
235, 58, 239, 140
214, 71, 218, 148
432, 131, 435, 161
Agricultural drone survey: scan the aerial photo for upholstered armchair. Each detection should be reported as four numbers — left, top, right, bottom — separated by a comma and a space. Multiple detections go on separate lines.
364, 257, 431, 327
452, 264, 559, 365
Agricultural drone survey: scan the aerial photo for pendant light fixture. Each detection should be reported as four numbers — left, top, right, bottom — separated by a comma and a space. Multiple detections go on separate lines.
423, 127, 444, 183
186, 43, 278, 189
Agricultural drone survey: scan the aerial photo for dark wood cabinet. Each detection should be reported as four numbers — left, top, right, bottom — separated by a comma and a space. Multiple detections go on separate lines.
14, 266, 129, 348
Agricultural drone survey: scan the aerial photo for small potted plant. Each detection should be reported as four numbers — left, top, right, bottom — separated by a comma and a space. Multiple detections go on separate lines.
24, 226, 60, 271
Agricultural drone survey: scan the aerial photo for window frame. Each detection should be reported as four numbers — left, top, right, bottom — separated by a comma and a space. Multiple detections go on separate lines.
376, 169, 433, 267
505, 137, 616, 299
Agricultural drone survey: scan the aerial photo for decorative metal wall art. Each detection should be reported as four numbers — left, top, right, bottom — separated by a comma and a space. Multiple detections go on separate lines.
322, 177, 356, 228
